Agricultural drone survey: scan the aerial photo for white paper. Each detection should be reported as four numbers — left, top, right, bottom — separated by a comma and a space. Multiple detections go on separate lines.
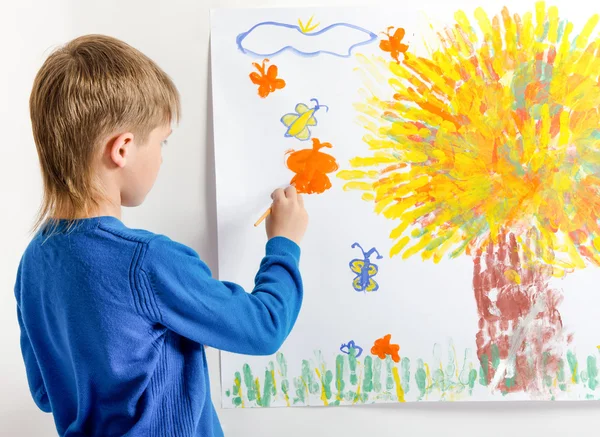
211, 2, 600, 407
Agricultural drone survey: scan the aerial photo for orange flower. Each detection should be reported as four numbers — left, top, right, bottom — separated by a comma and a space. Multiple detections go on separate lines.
379, 26, 409, 63
371, 334, 400, 362
249, 58, 286, 98
286, 138, 339, 194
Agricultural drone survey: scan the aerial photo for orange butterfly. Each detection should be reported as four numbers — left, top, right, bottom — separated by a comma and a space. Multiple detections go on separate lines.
249, 58, 286, 98
285, 138, 339, 194
371, 334, 400, 363
379, 26, 409, 63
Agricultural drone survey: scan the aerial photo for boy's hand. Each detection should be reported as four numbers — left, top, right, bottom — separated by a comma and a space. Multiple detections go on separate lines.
266, 185, 308, 245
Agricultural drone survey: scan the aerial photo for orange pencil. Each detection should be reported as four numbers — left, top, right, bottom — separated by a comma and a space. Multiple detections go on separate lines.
253, 207, 272, 227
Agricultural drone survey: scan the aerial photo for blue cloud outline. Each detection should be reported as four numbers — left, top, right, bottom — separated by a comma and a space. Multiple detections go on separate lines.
236, 21, 377, 58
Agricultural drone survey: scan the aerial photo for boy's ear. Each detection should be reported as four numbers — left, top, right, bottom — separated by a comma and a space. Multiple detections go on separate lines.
109, 132, 135, 168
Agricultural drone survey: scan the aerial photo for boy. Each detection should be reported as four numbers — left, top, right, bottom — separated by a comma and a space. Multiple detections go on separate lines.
16, 34, 308, 436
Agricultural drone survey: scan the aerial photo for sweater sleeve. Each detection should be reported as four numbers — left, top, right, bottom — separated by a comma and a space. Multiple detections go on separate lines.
16, 305, 51, 413
14, 262, 51, 413
139, 236, 303, 355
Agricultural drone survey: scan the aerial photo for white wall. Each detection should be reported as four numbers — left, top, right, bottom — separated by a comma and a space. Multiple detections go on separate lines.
1, 1, 70, 435
1, 0, 598, 436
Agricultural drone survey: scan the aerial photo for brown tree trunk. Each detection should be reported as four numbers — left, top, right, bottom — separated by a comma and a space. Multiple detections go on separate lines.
472, 230, 570, 395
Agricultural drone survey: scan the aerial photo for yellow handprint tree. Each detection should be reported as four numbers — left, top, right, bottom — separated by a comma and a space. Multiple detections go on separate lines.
339, 2, 600, 395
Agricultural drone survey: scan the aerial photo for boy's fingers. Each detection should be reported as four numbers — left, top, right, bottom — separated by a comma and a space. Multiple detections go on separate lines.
297, 193, 304, 207
271, 188, 285, 202
284, 185, 297, 199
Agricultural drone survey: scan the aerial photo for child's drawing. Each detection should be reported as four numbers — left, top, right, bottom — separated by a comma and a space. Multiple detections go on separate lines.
339, 2, 600, 395
285, 138, 338, 194
236, 21, 377, 58
371, 334, 400, 363
212, 2, 600, 407
379, 26, 409, 62
281, 99, 328, 141
349, 242, 383, 293
249, 59, 286, 98
340, 340, 364, 357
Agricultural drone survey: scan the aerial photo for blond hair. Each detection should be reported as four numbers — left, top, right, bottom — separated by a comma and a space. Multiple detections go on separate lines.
29, 34, 180, 231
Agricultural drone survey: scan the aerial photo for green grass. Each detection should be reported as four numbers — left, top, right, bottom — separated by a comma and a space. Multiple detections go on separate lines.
224, 344, 600, 407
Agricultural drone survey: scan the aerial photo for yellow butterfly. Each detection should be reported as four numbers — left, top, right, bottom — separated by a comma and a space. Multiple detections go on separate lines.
280, 98, 329, 141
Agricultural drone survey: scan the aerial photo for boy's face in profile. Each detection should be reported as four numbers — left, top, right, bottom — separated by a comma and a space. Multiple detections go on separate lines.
119, 124, 172, 207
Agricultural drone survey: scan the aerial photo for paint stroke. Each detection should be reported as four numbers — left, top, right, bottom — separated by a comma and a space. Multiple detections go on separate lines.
237, 21, 377, 58
349, 242, 383, 292
285, 138, 338, 194
298, 15, 320, 33
249, 58, 286, 98
371, 334, 400, 363
340, 340, 364, 358
379, 26, 409, 62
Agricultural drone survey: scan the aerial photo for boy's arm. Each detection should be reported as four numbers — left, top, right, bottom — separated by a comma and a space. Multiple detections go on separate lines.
139, 235, 303, 355
16, 303, 52, 413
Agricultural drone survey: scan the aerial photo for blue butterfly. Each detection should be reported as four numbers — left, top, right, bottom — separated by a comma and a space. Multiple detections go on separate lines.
340, 340, 363, 358
349, 242, 383, 292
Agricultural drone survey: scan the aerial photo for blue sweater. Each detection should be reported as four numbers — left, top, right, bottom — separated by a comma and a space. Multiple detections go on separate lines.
14, 216, 303, 436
